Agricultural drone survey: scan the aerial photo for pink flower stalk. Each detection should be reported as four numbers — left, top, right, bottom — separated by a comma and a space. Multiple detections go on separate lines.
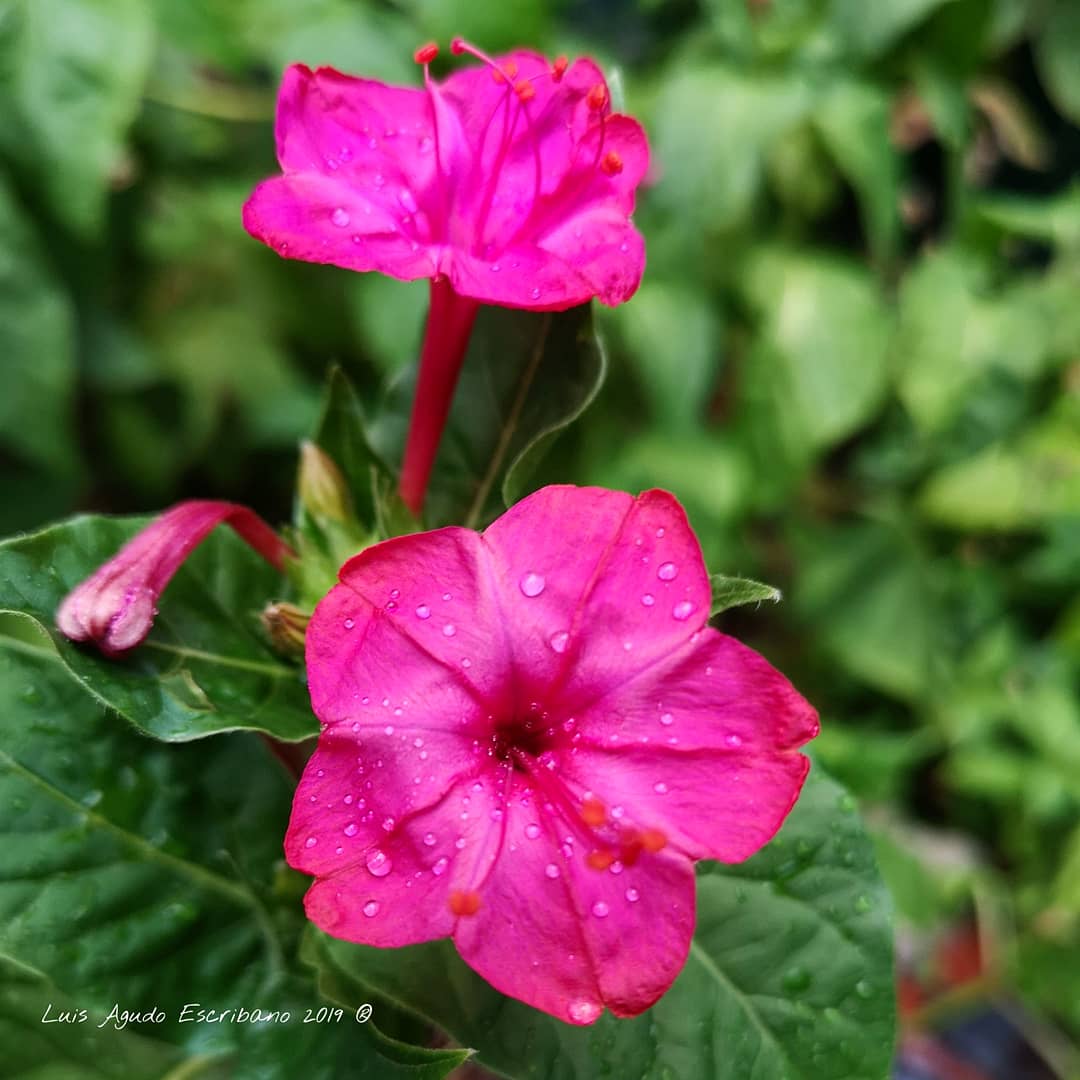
57, 501, 293, 657
288, 485, 818, 1023
242, 41, 649, 515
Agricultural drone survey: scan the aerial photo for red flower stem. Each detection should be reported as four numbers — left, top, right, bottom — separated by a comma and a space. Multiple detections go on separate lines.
399, 277, 481, 516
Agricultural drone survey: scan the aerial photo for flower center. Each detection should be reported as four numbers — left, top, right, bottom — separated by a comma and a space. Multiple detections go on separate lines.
492, 709, 552, 771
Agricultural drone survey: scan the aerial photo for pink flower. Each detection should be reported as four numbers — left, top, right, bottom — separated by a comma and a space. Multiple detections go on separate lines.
288, 486, 818, 1023
57, 501, 292, 657
242, 41, 649, 515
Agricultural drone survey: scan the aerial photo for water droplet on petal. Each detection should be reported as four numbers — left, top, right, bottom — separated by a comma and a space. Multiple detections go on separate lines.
549, 631, 570, 653
657, 562, 678, 581
545, 863, 560, 879
423, 832, 437, 846
525, 823, 541, 840
625, 887, 640, 902
366, 850, 392, 877
592, 901, 610, 918
530, 286, 541, 299
432, 857, 449, 876
415, 604, 431, 619
305, 836, 317, 848
653, 781, 669, 795
659, 712, 674, 726
398, 188, 418, 214
724, 733, 743, 749
343, 822, 358, 837
641, 593, 655, 607
331, 207, 350, 227
519, 572, 546, 597
672, 601, 695, 621
363, 900, 379, 917
343, 618, 355, 629
491, 263, 501, 272
443, 623, 456, 637
568, 1000, 601, 1024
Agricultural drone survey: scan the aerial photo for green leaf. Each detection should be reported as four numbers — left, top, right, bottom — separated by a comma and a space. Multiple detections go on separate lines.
0, 645, 460, 1078
974, 183, 1080, 250
1034, 0, 1080, 125
710, 574, 782, 615
368, 304, 606, 529
0, 516, 316, 742
828, 0, 957, 58
0, 0, 153, 235
0, 174, 78, 479
0, 955, 191, 1079
812, 80, 900, 263
305, 765, 895, 1080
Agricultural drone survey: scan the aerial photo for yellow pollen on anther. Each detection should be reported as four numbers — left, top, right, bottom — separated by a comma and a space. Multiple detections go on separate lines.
586, 850, 616, 871
448, 889, 482, 916
581, 796, 607, 827
600, 151, 624, 176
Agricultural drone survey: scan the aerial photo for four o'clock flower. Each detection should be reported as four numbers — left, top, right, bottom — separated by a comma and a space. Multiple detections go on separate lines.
287, 485, 818, 1023
57, 501, 293, 657
243, 41, 649, 515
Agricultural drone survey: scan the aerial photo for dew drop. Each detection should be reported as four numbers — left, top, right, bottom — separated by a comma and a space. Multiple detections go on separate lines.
659, 712, 674, 726
423, 832, 437, 846
363, 900, 379, 917
398, 188, 418, 214
530, 287, 541, 299
625, 887, 640, 903
545, 863, 560, 879
461, 658, 472, 668
657, 562, 678, 581
384, 725, 394, 736
549, 631, 570, 653
305, 836, 317, 848
568, 1000, 601, 1024
366, 850, 392, 877
432, 857, 449, 876
672, 601, 695, 621
331, 207, 350, 227
519, 572, 546, 597
343, 618, 355, 630
855, 979, 874, 1000
344, 794, 354, 805
724, 733, 743, 749
415, 604, 431, 620
609, 860, 624, 875
653, 781, 669, 795
443, 623, 456, 637
525, 823, 541, 840
641, 593, 655, 607
491, 263, 501, 272
343, 822, 358, 837
592, 901, 610, 918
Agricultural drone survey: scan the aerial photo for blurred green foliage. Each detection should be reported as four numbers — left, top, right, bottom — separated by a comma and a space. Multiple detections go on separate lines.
1, 0, 1079, 1065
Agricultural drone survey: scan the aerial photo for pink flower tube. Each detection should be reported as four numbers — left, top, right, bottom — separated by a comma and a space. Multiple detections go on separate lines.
243, 41, 649, 514
57, 501, 292, 657
288, 485, 818, 1023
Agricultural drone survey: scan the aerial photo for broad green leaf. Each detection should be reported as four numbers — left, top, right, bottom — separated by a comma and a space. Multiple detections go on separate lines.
1034, 0, 1080, 125
0, 646, 461, 1078
974, 184, 1080, 250
0, 175, 78, 479
0, 516, 316, 742
710, 574, 782, 615
813, 80, 900, 263
0, 955, 191, 1080
0, 0, 153, 235
918, 400, 1080, 530
828, 0, 957, 58
306, 765, 895, 1080
368, 304, 606, 529
605, 280, 722, 433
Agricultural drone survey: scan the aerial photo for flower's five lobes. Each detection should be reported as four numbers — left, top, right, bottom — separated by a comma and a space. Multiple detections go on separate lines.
287, 485, 818, 1023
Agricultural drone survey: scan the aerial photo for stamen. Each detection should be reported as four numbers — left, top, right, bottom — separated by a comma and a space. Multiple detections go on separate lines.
448, 889, 482, 916
491, 59, 519, 84
586, 849, 616, 871
514, 79, 536, 102
552, 55, 568, 82
641, 828, 667, 853
586, 83, 608, 111
581, 796, 607, 827
413, 42, 439, 65
600, 150, 623, 176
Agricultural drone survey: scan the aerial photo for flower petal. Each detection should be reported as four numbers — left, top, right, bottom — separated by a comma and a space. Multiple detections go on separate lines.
481, 486, 712, 706
453, 771, 695, 1022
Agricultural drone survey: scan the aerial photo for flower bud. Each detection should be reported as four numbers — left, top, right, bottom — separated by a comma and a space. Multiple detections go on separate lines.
298, 441, 354, 524
261, 601, 311, 656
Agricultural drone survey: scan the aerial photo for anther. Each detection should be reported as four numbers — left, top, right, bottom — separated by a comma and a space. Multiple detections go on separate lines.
586, 850, 616, 871
450, 37, 466, 55
552, 56, 568, 82
413, 42, 439, 65
586, 83, 608, 111
641, 828, 667, 853
490, 59, 519, 84
600, 150, 624, 176
514, 79, 536, 102
581, 796, 607, 827
448, 889, 482, 916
